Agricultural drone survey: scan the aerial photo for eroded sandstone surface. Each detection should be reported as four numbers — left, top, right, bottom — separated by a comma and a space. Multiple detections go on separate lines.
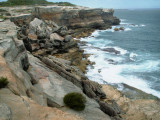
0, 6, 121, 120
1, 5, 159, 120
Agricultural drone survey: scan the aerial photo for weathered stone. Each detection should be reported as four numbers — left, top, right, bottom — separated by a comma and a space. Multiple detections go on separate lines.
0, 20, 47, 106
0, 103, 11, 120
40, 43, 45, 48
64, 35, 72, 42
31, 43, 40, 51
99, 101, 117, 117
114, 28, 119, 31
50, 33, 64, 41
50, 33, 64, 47
23, 37, 32, 52
82, 80, 106, 99
119, 27, 124, 31
10, 14, 33, 27
0, 89, 82, 120
102, 85, 160, 120
32, 7, 120, 29
102, 48, 120, 55
29, 18, 52, 39
45, 41, 53, 48
28, 33, 37, 41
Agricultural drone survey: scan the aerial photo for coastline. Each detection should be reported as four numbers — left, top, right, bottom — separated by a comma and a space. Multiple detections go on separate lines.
78, 28, 160, 100
0, 5, 160, 120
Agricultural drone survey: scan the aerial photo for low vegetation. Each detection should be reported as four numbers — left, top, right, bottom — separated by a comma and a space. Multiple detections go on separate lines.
63, 92, 86, 111
0, 0, 75, 7
0, 77, 9, 88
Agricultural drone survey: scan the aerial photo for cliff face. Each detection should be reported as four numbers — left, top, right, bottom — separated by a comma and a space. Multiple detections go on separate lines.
1, 6, 160, 120
0, 6, 122, 120
32, 7, 120, 29
0, 19, 113, 120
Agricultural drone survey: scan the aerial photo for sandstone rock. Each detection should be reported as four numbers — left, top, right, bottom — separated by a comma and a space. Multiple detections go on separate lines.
0, 19, 113, 120
99, 101, 117, 117
64, 35, 72, 42
112, 17, 120, 25
114, 28, 119, 31
0, 89, 82, 120
31, 43, 40, 51
0, 20, 47, 106
0, 103, 11, 120
32, 7, 120, 30
102, 85, 160, 120
10, 14, 33, 27
30, 18, 43, 28
50, 33, 64, 47
29, 18, 53, 39
23, 37, 32, 52
28, 33, 37, 41
27, 54, 111, 120
82, 80, 106, 99
45, 41, 53, 48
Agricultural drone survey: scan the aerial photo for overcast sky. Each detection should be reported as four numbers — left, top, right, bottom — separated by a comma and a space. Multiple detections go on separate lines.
0, 0, 160, 9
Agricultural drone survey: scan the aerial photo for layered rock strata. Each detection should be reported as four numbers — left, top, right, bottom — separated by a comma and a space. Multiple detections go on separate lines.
0, 6, 121, 119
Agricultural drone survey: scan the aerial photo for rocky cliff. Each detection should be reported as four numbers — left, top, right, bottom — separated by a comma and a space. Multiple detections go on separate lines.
1, 5, 159, 120
32, 7, 119, 29
0, 6, 122, 120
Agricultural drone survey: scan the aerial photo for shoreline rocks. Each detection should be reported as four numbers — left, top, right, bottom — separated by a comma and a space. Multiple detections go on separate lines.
1, 5, 159, 120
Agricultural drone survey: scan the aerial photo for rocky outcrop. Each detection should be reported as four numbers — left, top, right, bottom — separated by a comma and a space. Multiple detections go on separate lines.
0, 89, 82, 120
0, 20, 114, 120
32, 7, 120, 29
102, 85, 160, 120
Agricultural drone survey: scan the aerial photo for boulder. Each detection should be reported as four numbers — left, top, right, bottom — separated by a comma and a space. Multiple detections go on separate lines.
45, 41, 53, 48
102, 48, 120, 55
64, 35, 72, 42
23, 37, 32, 52
82, 80, 106, 99
99, 101, 117, 117
114, 28, 119, 31
119, 27, 124, 31
50, 33, 64, 47
28, 33, 38, 42
29, 18, 50, 39
0, 89, 82, 120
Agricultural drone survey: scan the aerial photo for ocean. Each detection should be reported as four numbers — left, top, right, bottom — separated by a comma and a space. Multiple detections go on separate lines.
80, 9, 160, 98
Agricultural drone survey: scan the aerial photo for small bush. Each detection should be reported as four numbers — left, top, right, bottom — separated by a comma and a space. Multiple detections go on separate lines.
0, 77, 9, 88
63, 92, 86, 111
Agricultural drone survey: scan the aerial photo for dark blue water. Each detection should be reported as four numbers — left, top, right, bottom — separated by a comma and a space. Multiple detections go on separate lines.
81, 9, 160, 97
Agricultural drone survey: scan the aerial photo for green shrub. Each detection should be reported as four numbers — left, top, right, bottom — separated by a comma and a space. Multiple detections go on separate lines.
0, 77, 9, 88
63, 92, 86, 111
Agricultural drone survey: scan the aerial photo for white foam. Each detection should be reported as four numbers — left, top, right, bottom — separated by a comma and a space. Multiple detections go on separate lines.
91, 30, 100, 37
98, 63, 160, 98
130, 53, 138, 61
140, 24, 146, 27
80, 26, 160, 98
124, 28, 132, 31
123, 60, 160, 73
120, 19, 127, 22
120, 22, 129, 25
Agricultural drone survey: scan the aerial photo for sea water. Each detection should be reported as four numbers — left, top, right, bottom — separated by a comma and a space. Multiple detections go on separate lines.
80, 9, 160, 98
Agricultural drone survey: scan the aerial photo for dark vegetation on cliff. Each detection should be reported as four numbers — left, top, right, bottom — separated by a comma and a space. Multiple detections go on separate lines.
0, 0, 75, 7
0, 77, 9, 88
63, 92, 86, 111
